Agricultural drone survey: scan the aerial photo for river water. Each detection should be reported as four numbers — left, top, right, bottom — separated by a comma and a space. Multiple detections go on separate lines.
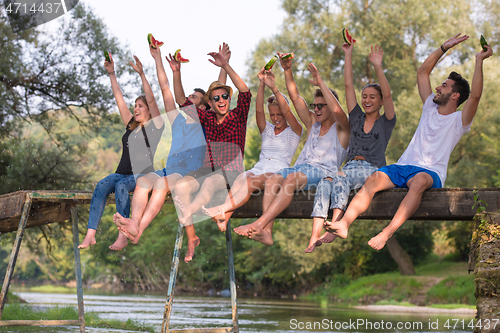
11, 291, 477, 333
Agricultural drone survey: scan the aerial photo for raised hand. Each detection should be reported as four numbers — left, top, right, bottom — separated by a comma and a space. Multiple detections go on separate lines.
149, 44, 161, 60
104, 52, 114, 74
219, 42, 231, 63
278, 52, 292, 71
166, 53, 180, 72
307, 63, 322, 86
257, 68, 276, 89
342, 42, 353, 55
208, 52, 228, 68
477, 44, 493, 60
369, 45, 383, 67
129, 55, 144, 75
442, 33, 469, 51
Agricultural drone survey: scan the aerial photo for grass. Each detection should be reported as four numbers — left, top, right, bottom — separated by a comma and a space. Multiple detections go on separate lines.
0, 303, 156, 332
309, 258, 475, 307
426, 275, 476, 305
375, 300, 416, 307
28, 285, 77, 294
310, 272, 422, 304
430, 303, 476, 309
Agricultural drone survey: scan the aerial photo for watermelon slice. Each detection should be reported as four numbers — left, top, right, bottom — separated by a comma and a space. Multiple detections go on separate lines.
147, 33, 164, 49
173, 49, 189, 63
104, 51, 111, 62
342, 28, 356, 45
280, 52, 294, 60
264, 55, 278, 70
480, 35, 489, 52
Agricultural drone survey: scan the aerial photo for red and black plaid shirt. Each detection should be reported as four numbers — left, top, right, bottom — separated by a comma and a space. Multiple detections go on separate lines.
181, 90, 252, 172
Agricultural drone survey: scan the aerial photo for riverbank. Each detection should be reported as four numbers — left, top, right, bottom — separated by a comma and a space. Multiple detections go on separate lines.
354, 304, 476, 314
307, 259, 475, 308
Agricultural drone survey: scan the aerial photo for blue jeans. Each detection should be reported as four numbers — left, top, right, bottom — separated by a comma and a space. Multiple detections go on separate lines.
311, 160, 378, 218
275, 163, 328, 190
87, 173, 136, 230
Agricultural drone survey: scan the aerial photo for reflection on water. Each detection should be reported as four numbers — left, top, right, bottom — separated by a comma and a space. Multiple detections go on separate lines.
14, 292, 475, 332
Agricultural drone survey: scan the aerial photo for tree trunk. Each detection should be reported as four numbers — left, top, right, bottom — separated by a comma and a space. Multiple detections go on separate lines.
386, 236, 416, 275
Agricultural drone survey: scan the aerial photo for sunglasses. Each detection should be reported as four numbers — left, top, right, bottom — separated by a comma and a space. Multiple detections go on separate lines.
309, 103, 327, 110
211, 94, 230, 102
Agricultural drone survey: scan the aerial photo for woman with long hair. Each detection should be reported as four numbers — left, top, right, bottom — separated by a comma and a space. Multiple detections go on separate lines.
78, 53, 164, 249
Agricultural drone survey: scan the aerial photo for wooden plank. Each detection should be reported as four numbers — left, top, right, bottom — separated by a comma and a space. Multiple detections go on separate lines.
231, 188, 500, 220
0, 191, 27, 221
0, 320, 80, 326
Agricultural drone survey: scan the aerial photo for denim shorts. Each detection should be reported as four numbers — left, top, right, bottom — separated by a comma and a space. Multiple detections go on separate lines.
378, 164, 442, 189
275, 163, 328, 190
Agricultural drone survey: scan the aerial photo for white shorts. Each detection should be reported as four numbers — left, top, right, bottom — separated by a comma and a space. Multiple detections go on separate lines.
247, 158, 289, 176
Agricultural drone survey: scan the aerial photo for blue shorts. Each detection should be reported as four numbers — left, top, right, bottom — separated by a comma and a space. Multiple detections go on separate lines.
378, 164, 442, 189
275, 163, 328, 190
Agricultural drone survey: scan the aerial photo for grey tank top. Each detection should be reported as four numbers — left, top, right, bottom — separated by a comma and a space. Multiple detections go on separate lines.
346, 104, 396, 168
295, 121, 347, 176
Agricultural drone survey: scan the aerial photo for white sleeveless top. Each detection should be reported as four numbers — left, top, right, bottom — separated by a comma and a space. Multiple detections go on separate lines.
295, 121, 348, 176
247, 121, 301, 175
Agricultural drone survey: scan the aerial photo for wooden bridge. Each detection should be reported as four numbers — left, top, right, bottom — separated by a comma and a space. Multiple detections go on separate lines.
0, 188, 499, 332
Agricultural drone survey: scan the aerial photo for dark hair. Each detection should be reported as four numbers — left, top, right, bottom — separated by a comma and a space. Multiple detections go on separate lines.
128, 95, 150, 131
362, 83, 383, 99
448, 71, 470, 107
194, 88, 206, 96
194, 88, 210, 109
314, 88, 339, 101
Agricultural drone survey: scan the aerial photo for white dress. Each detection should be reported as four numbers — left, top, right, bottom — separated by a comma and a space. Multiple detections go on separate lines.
247, 121, 301, 175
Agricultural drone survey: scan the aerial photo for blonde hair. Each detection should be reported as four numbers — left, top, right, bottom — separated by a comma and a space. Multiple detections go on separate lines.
267, 93, 290, 108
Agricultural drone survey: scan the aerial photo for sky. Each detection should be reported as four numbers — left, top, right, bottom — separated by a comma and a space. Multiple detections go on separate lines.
77, 0, 287, 97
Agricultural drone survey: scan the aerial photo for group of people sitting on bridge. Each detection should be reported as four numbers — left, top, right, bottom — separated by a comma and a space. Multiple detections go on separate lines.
78, 33, 493, 263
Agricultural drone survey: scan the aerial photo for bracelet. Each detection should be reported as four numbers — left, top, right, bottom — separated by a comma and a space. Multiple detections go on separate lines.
108, 71, 115, 75
440, 45, 447, 53
273, 89, 280, 95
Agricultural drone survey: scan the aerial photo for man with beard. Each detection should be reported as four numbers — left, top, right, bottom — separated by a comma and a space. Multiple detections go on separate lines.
325, 33, 493, 250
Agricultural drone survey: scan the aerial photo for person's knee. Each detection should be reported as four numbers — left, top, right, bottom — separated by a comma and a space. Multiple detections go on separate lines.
175, 178, 196, 196
265, 174, 283, 187
408, 174, 433, 193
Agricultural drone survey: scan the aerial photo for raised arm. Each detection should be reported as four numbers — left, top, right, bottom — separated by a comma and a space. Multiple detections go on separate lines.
255, 69, 267, 134
217, 42, 231, 84
166, 54, 187, 106
130, 55, 163, 129
462, 45, 493, 126
342, 43, 357, 113
417, 33, 469, 103
278, 52, 314, 132
261, 67, 303, 136
308, 63, 350, 148
369, 45, 395, 120
105, 53, 132, 126
150, 46, 179, 125
208, 52, 249, 93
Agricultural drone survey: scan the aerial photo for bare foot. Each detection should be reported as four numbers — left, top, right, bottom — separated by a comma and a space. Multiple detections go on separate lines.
184, 237, 200, 263
368, 230, 392, 250
174, 196, 190, 224
318, 232, 338, 244
304, 239, 322, 253
78, 232, 96, 249
201, 205, 228, 232
248, 226, 273, 246
323, 220, 349, 239
117, 226, 140, 244
233, 223, 257, 237
113, 212, 139, 237
109, 233, 129, 251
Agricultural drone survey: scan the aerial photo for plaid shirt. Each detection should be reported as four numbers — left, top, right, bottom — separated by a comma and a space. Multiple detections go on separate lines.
181, 90, 251, 172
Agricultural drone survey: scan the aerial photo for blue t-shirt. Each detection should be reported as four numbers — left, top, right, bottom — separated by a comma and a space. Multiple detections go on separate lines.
164, 113, 206, 173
